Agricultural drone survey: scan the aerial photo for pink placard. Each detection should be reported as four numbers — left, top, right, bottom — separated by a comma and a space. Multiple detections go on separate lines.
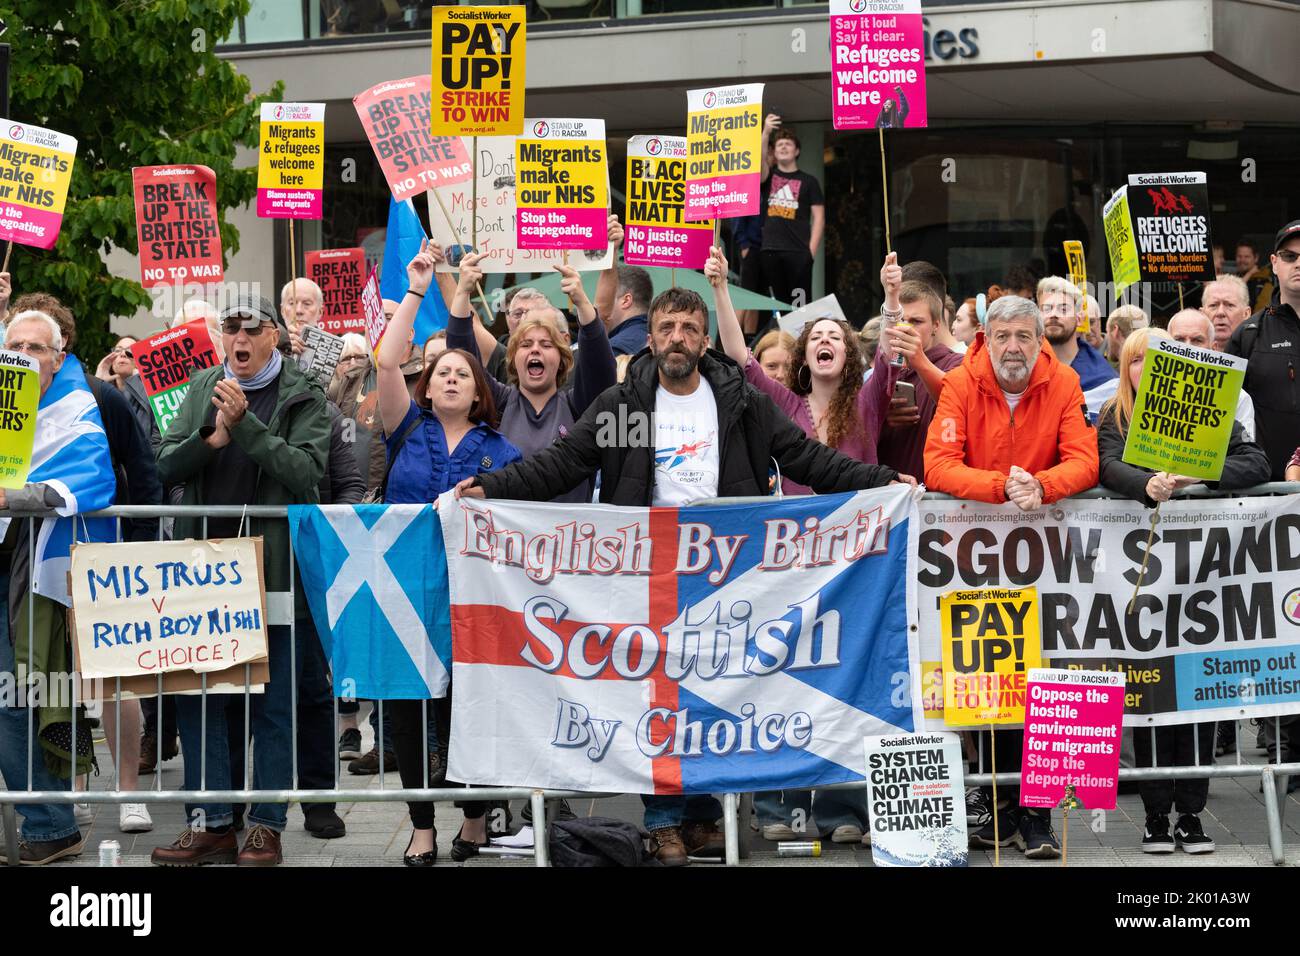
0, 205, 64, 251
624, 224, 712, 270
1020, 669, 1125, 812
830, 0, 928, 130
516, 206, 607, 251
683, 172, 759, 222
256, 188, 323, 220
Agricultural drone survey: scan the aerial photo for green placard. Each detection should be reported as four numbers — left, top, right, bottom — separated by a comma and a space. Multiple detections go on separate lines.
1121, 337, 1247, 481
1103, 186, 1140, 297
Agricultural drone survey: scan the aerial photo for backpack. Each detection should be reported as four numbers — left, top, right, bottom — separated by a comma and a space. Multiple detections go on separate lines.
548, 816, 660, 867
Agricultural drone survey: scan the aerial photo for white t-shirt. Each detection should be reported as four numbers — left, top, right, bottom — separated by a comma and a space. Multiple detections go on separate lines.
1002, 387, 1024, 415
652, 379, 720, 506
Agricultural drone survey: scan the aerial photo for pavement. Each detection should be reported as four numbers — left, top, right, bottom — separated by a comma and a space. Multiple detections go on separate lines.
16, 714, 1300, 867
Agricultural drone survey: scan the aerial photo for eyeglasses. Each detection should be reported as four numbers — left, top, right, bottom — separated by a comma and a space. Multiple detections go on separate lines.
508, 308, 530, 320
1276, 250, 1300, 264
6, 341, 56, 356
339, 355, 367, 365
221, 320, 273, 336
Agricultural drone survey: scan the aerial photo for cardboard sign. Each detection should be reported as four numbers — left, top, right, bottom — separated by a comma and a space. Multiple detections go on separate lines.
830, 0, 927, 130
256, 102, 325, 219
428, 136, 613, 273
0, 120, 77, 250
431, 6, 526, 136
130, 320, 221, 434
623, 136, 712, 269
305, 247, 366, 335
362, 267, 386, 353
940, 586, 1042, 726
1125, 172, 1215, 283
515, 119, 608, 251
0, 350, 40, 489
777, 293, 847, 337
70, 537, 269, 680
1063, 239, 1089, 334
299, 323, 347, 383
1121, 336, 1246, 481
353, 76, 472, 201
684, 84, 764, 221
131, 165, 224, 288
1103, 186, 1141, 297
865, 733, 967, 866
1020, 668, 1125, 812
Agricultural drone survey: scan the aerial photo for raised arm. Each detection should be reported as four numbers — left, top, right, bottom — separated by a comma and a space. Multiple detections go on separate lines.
379, 239, 433, 437
594, 215, 624, 323
759, 113, 780, 182
705, 245, 748, 366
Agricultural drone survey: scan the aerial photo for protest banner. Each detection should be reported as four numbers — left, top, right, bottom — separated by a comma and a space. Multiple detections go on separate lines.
1126, 172, 1215, 284
514, 119, 608, 252
1121, 337, 1246, 482
829, 0, 927, 130
623, 136, 712, 270
361, 266, 386, 352
131, 165, 223, 288
256, 102, 325, 220
1103, 186, 1141, 298
864, 733, 967, 866
1063, 239, 1089, 333
777, 293, 847, 337
914, 494, 1300, 728
129, 320, 220, 433
353, 76, 472, 202
1020, 668, 1124, 812
439, 488, 920, 794
685, 84, 764, 222
0, 120, 77, 251
298, 323, 347, 384
428, 136, 612, 273
940, 586, 1042, 726
0, 350, 40, 489
69, 538, 269, 680
431, 6, 526, 136
305, 247, 366, 335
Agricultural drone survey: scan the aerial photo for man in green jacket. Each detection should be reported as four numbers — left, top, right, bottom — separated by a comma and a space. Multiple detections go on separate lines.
151, 293, 329, 868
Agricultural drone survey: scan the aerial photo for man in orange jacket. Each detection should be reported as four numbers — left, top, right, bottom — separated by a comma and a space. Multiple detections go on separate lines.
923, 294, 1099, 860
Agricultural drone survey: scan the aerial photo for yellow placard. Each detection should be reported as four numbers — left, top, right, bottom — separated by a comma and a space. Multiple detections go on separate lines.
516, 136, 608, 208
432, 6, 526, 136
0, 121, 78, 250
684, 84, 763, 221
940, 586, 1041, 726
0, 351, 42, 489
1063, 239, 1089, 334
1103, 187, 1140, 298
257, 118, 325, 191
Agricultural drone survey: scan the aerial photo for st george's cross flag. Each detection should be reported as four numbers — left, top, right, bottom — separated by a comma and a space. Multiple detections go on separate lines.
438, 486, 921, 795
289, 504, 451, 699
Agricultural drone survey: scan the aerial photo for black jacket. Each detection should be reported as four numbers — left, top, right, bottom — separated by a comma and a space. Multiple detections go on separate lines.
478, 348, 898, 504
1226, 297, 1300, 480
121, 374, 161, 450
319, 402, 366, 505
1097, 411, 1271, 507
86, 372, 163, 541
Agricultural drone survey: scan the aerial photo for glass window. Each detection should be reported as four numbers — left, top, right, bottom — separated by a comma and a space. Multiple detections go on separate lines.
243, 0, 307, 43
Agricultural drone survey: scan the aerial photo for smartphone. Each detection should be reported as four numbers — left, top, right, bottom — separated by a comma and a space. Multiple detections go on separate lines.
894, 381, 917, 408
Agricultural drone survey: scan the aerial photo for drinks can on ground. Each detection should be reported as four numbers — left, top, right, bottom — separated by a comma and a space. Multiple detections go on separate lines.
777, 840, 822, 857
98, 839, 121, 866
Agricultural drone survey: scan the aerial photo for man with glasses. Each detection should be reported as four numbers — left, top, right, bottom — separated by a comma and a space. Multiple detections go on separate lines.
152, 293, 330, 866
1227, 221, 1300, 480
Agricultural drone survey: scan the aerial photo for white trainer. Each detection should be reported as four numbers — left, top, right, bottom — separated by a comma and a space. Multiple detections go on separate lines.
119, 803, 153, 833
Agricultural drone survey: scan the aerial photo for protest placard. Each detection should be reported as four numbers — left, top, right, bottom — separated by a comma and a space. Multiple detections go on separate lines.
431, 6, 526, 136
864, 733, 967, 866
130, 320, 220, 433
515, 119, 608, 252
1126, 172, 1215, 284
70, 538, 269, 680
0, 350, 40, 489
830, 0, 927, 130
298, 323, 347, 384
1063, 239, 1089, 333
353, 76, 472, 201
685, 84, 764, 222
1121, 336, 1246, 481
1020, 668, 1124, 812
623, 136, 712, 270
256, 102, 325, 219
428, 136, 612, 273
361, 267, 386, 353
777, 293, 847, 337
940, 586, 1042, 726
0, 120, 77, 250
305, 247, 366, 335
1103, 187, 1141, 297
131, 165, 223, 288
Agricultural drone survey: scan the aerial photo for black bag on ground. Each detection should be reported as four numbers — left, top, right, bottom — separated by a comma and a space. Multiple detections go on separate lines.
548, 816, 660, 867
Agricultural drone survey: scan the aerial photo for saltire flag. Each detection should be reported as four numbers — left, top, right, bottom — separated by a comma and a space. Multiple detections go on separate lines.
289, 504, 451, 699
438, 486, 921, 795
0, 356, 116, 605
380, 196, 450, 343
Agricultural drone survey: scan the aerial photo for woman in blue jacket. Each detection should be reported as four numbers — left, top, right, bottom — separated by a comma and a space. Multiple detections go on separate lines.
378, 239, 521, 866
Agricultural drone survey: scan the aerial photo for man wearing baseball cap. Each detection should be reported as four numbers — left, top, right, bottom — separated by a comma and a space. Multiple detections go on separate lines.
1226, 221, 1300, 479
152, 292, 330, 867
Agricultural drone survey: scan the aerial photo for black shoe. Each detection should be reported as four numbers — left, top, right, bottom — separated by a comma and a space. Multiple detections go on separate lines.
338, 728, 363, 761
1019, 811, 1060, 859
1215, 722, 1237, 757
0, 831, 84, 865
348, 748, 397, 775
449, 825, 489, 862
403, 829, 438, 867
965, 787, 992, 829
1141, 814, 1175, 853
304, 805, 346, 839
427, 749, 447, 786
972, 805, 1023, 849
520, 798, 574, 825
1174, 814, 1215, 854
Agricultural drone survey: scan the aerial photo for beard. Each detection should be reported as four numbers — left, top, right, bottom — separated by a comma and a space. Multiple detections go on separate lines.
1043, 321, 1075, 346
993, 349, 1037, 388
655, 344, 701, 380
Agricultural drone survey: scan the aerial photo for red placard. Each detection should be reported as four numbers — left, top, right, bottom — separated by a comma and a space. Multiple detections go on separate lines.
129, 319, 221, 434
353, 75, 473, 202
305, 247, 366, 335
131, 165, 224, 288
361, 268, 385, 353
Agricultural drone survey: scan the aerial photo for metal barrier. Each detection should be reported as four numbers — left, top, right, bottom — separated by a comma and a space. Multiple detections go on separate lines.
2, 487, 1299, 867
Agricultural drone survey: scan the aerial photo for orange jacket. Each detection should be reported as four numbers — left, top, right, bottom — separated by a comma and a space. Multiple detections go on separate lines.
923, 332, 1099, 503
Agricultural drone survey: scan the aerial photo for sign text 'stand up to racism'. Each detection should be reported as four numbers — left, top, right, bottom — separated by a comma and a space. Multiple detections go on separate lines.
256, 102, 325, 219
353, 75, 472, 201
684, 84, 764, 222
0, 120, 77, 250
132, 165, 224, 288
431, 6, 526, 136
623, 136, 713, 270
1020, 668, 1124, 812
829, 0, 927, 130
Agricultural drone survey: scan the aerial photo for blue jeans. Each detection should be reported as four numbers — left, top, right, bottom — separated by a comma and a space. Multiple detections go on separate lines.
642, 794, 723, 831
0, 572, 78, 842
754, 788, 868, 833
175, 625, 292, 832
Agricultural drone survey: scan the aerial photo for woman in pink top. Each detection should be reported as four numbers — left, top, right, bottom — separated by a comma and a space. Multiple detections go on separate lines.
708, 246, 888, 495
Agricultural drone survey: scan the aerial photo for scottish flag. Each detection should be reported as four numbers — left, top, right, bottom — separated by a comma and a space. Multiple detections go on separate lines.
0, 356, 117, 605
380, 197, 450, 343
289, 504, 451, 699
